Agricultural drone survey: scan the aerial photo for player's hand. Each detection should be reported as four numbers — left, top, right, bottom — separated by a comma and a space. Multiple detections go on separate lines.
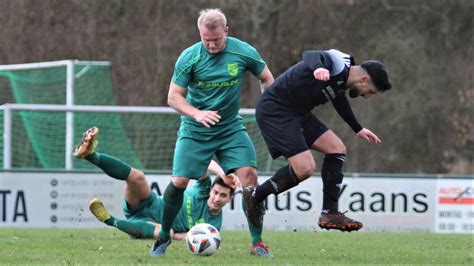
356, 128, 381, 143
222, 173, 241, 189
194, 110, 221, 128
313, 68, 330, 81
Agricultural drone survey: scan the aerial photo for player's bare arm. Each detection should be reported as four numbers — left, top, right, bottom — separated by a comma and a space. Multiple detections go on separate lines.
222, 173, 241, 189
168, 81, 221, 128
170, 229, 187, 240
206, 160, 225, 177
356, 128, 381, 143
206, 160, 241, 189
257, 65, 274, 89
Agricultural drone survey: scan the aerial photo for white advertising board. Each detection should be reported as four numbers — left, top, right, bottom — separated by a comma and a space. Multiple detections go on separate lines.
0, 172, 472, 234
221, 177, 436, 232
435, 179, 474, 233
0, 172, 124, 227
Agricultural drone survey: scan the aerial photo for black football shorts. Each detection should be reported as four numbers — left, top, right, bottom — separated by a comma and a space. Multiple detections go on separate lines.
256, 96, 328, 159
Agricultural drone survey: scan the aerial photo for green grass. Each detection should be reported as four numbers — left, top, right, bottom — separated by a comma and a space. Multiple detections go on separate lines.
0, 228, 472, 265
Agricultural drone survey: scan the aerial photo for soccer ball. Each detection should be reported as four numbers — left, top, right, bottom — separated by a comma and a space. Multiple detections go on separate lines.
186, 223, 221, 256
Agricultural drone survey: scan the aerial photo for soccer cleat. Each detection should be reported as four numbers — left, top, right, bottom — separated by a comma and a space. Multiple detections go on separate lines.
242, 186, 265, 228
150, 236, 171, 257
250, 240, 274, 258
318, 211, 363, 232
89, 198, 110, 223
72, 127, 99, 159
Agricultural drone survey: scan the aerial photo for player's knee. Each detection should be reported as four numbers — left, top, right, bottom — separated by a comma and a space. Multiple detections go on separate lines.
172, 176, 190, 188
338, 144, 347, 154
129, 168, 146, 183
235, 167, 257, 186
317, 133, 346, 154
293, 161, 316, 180
327, 142, 346, 154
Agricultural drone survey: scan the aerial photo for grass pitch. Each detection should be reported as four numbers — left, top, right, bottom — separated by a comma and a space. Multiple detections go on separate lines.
1, 228, 472, 264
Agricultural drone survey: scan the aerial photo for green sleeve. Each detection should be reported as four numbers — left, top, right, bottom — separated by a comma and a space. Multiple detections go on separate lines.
171, 45, 202, 88
242, 44, 266, 77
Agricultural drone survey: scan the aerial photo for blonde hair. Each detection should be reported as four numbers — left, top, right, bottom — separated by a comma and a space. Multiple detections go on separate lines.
197, 8, 227, 31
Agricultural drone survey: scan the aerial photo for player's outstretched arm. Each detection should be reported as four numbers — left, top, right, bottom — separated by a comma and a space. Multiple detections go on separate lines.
154, 222, 186, 240
221, 173, 241, 189
206, 160, 241, 189
171, 229, 187, 240
207, 159, 225, 178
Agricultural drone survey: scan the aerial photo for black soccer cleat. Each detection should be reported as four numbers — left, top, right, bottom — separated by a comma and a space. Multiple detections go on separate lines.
242, 186, 265, 228
318, 211, 363, 232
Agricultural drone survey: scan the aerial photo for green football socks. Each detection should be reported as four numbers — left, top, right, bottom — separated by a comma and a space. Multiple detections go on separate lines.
243, 197, 263, 246
85, 152, 131, 181
105, 216, 155, 239
158, 182, 186, 240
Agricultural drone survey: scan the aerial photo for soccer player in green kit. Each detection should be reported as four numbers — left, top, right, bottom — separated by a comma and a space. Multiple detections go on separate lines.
151, 8, 274, 257
73, 127, 240, 240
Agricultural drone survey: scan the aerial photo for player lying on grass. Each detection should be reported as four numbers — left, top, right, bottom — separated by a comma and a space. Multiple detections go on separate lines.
72, 127, 240, 240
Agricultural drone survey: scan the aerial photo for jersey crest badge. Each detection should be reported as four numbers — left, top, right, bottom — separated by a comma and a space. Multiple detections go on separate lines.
227, 63, 239, 77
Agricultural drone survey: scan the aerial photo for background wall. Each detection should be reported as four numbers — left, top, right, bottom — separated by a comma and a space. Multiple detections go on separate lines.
0, 0, 472, 174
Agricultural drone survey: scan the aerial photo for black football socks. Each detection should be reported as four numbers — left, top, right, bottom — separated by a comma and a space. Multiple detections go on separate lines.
321, 153, 345, 213
254, 164, 300, 203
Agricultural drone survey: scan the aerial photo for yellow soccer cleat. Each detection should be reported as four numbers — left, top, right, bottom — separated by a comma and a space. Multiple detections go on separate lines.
89, 198, 111, 223
72, 127, 99, 159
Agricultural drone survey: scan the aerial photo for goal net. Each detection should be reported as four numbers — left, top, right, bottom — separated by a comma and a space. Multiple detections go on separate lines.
0, 61, 287, 173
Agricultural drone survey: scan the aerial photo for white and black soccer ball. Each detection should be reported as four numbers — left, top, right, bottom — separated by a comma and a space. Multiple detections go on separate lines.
186, 223, 221, 256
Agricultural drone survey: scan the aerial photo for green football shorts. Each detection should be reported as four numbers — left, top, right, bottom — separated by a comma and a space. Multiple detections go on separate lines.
172, 129, 257, 179
122, 192, 163, 223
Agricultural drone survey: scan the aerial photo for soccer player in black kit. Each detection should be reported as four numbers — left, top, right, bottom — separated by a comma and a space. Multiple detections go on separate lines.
244, 49, 392, 231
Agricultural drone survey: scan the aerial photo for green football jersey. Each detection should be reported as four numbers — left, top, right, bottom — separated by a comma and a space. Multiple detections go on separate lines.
171, 177, 223, 232
172, 36, 266, 139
